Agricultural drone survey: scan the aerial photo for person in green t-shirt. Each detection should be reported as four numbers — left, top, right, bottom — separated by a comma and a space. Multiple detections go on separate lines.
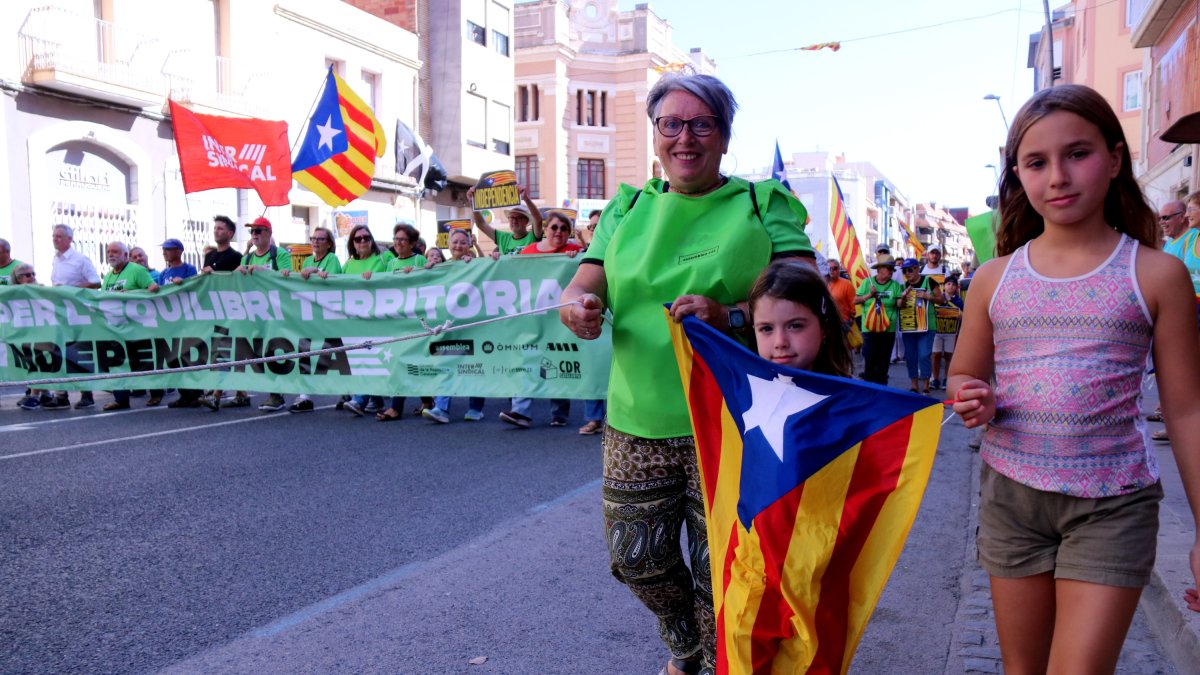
102, 241, 159, 292
342, 224, 388, 278
283, 226, 343, 280
557, 73, 815, 675
0, 238, 23, 285
385, 223, 427, 273
232, 217, 290, 412
467, 183, 543, 255
238, 217, 293, 275
854, 254, 904, 386
897, 257, 942, 393
102, 241, 160, 411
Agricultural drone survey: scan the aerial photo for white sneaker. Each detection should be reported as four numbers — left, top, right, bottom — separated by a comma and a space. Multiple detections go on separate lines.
463, 409, 484, 421
422, 407, 450, 424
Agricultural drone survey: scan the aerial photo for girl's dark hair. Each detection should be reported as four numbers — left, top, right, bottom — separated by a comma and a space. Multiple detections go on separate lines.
997, 84, 1156, 256
311, 226, 336, 256
747, 260, 852, 378
347, 225, 377, 260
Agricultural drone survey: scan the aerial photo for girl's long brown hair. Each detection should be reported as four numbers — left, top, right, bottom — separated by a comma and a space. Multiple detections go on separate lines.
997, 84, 1156, 257
748, 260, 853, 378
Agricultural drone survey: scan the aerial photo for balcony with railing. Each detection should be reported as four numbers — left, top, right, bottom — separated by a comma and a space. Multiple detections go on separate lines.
163, 51, 273, 118
18, 6, 168, 107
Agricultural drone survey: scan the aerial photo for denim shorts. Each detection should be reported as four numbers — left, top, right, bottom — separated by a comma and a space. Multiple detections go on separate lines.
976, 462, 1162, 588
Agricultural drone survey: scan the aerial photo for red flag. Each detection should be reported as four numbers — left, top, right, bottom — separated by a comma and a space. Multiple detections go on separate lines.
168, 100, 292, 206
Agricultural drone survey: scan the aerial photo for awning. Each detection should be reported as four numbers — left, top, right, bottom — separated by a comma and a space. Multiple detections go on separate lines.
1161, 111, 1200, 144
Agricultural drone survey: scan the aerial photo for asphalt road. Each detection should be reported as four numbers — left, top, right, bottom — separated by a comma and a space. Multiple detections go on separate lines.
0, 382, 1175, 674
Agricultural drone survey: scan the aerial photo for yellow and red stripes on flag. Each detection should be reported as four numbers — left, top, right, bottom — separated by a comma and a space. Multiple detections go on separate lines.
799, 42, 841, 52
829, 176, 870, 287
294, 72, 387, 207
669, 316, 940, 674
899, 219, 925, 259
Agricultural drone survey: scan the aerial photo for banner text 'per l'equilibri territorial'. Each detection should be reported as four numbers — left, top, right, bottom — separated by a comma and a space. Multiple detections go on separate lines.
0, 256, 611, 398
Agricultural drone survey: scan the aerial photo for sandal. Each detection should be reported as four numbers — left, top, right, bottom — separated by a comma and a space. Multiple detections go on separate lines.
376, 408, 402, 422
1146, 409, 1164, 422
1152, 429, 1169, 442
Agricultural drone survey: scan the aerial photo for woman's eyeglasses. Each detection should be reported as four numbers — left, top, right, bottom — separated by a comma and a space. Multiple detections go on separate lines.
654, 115, 719, 138
353, 235, 373, 243
394, 237, 410, 244
17, 272, 35, 279
310, 237, 329, 243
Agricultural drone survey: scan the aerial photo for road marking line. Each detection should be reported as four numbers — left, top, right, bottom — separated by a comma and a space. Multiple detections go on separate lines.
0, 405, 336, 461
0, 405, 169, 430
251, 477, 603, 638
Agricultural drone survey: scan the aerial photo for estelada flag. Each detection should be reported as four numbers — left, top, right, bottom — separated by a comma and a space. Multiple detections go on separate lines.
167, 100, 291, 206
667, 313, 941, 674
830, 176, 870, 288
292, 68, 387, 207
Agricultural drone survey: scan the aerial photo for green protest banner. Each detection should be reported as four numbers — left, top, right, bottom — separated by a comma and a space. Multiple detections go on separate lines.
0, 256, 611, 398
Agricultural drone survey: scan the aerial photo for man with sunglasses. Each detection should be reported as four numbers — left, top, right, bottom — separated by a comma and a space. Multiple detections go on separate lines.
466, 183, 544, 255
237, 217, 292, 274
1160, 200, 1189, 247
0, 238, 23, 286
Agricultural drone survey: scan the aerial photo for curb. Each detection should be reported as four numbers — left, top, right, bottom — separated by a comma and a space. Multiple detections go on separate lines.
1140, 438, 1200, 671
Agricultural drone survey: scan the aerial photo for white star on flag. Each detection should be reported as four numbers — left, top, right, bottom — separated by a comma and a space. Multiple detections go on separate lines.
741, 374, 829, 461
315, 115, 342, 151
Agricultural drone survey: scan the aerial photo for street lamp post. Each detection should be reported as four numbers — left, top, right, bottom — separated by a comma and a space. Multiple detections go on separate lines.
983, 94, 1009, 133
985, 163, 1000, 183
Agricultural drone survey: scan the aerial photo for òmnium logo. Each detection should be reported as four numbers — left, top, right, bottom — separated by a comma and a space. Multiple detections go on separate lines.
429, 339, 474, 356
482, 341, 537, 353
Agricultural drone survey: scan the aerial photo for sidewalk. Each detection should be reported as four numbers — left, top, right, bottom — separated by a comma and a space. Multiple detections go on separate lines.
1137, 383, 1200, 671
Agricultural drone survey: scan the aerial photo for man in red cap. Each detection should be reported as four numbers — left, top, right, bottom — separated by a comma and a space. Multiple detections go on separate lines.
202, 216, 291, 413
238, 217, 292, 273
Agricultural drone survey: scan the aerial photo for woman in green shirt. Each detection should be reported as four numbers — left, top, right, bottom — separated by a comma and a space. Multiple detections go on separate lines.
288, 227, 342, 279
282, 227, 341, 414
558, 73, 815, 675
853, 254, 904, 386
385, 223, 427, 272
342, 225, 388, 280
341, 224, 388, 416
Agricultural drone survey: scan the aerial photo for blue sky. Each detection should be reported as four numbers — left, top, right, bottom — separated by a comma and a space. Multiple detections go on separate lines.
623, 0, 1048, 213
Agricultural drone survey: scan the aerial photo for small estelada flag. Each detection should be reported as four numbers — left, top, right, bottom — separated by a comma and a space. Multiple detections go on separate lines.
471, 170, 521, 211
168, 100, 292, 206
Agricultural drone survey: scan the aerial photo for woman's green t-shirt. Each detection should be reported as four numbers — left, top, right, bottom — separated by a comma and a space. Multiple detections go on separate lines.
342, 254, 388, 275
301, 253, 343, 275
582, 176, 814, 439
855, 276, 904, 333
387, 254, 428, 272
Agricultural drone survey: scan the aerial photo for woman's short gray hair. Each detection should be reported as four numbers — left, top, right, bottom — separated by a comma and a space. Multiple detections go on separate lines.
646, 74, 738, 141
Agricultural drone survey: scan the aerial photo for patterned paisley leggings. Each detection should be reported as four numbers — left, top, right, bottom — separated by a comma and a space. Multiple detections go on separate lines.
602, 426, 714, 672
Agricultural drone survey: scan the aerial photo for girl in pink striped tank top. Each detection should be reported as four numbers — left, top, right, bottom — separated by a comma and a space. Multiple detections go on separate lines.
948, 85, 1200, 673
